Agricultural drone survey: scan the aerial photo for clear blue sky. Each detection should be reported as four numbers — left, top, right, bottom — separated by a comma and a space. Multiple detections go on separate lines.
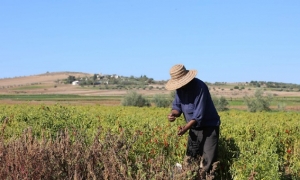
1, 1, 299, 84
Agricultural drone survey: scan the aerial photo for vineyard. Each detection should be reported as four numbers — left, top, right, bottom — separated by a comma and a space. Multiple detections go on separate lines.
0, 104, 299, 179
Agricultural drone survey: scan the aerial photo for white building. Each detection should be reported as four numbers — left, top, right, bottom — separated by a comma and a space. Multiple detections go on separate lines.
72, 81, 79, 85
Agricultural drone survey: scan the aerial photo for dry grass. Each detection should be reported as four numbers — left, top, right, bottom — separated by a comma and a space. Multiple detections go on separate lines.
0, 120, 218, 180
0, 72, 92, 86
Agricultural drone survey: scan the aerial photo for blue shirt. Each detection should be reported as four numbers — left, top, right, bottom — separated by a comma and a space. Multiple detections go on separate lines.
172, 78, 220, 128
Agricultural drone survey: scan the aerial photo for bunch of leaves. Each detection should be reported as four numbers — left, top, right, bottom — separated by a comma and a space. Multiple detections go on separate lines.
121, 91, 150, 107
220, 110, 300, 179
152, 94, 172, 108
243, 88, 273, 112
212, 96, 229, 111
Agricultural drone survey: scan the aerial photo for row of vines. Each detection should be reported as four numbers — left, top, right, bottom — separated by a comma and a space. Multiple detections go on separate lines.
0, 104, 299, 179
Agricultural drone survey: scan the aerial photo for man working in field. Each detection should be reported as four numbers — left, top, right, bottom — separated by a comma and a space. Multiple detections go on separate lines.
166, 64, 220, 179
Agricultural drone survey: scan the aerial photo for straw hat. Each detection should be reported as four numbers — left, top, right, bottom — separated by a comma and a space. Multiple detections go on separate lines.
165, 64, 197, 90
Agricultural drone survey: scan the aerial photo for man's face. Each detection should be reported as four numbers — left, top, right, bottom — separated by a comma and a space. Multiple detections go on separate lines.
179, 82, 190, 91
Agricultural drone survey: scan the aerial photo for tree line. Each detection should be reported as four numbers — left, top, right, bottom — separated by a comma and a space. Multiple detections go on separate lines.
64, 74, 167, 87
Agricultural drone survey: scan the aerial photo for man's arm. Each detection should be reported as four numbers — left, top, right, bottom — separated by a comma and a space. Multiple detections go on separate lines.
191, 86, 208, 126
178, 119, 197, 136
168, 91, 182, 122
171, 109, 181, 117
167, 109, 181, 122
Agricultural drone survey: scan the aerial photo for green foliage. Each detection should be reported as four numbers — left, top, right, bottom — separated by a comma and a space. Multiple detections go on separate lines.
93, 74, 97, 81
244, 88, 273, 112
0, 105, 300, 179
66, 75, 76, 84
152, 94, 172, 108
121, 91, 150, 107
220, 111, 300, 179
212, 96, 229, 111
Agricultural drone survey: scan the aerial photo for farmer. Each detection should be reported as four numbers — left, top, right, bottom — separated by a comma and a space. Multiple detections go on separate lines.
166, 64, 220, 179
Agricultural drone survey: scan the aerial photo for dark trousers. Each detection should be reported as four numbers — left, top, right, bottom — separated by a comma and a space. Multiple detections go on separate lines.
186, 126, 219, 172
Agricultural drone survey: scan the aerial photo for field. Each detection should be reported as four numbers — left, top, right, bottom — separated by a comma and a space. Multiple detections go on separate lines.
1, 72, 300, 111
0, 72, 300, 179
0, 104, 299, 179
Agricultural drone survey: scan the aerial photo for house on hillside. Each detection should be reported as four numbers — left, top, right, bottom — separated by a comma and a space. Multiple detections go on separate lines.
111, 74, 119, 79
72, 81, 79, 85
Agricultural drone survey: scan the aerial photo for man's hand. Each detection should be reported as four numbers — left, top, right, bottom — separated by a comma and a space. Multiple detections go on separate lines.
177, 126, 188, 136
177, 120, 197, 136
167, 113, 176, 122
168, 110, 180, 122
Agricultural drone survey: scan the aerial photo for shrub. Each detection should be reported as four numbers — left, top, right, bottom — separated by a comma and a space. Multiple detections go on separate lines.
243, 88, 273, 112
212, 96, 229, 111
277, 103, 286, 111
152, 94, 172, 108
121, 91, 150, 107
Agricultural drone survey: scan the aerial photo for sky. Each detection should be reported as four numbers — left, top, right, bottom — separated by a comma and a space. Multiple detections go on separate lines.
1, 1, 300, 84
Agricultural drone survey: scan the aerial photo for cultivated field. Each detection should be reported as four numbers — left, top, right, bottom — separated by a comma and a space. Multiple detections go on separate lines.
1, 72, 300, 179
0, 104, 299, 179
1, 72, 300, 110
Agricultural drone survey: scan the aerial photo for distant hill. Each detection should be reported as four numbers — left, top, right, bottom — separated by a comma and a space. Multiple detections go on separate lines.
0, 72, 93, 87
0, 71, 300, 102
1, 71, 299, 91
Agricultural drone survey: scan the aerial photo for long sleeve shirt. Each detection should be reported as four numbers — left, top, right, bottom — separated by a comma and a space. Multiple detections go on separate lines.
172, 78, 220, 128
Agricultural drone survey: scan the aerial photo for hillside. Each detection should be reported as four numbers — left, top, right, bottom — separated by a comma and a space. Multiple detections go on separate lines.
1, 71, 300, 98
0, 72, 93, 87
1, 72, 300, 111
0, 71, 300, 98
0, 72, 168, 97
